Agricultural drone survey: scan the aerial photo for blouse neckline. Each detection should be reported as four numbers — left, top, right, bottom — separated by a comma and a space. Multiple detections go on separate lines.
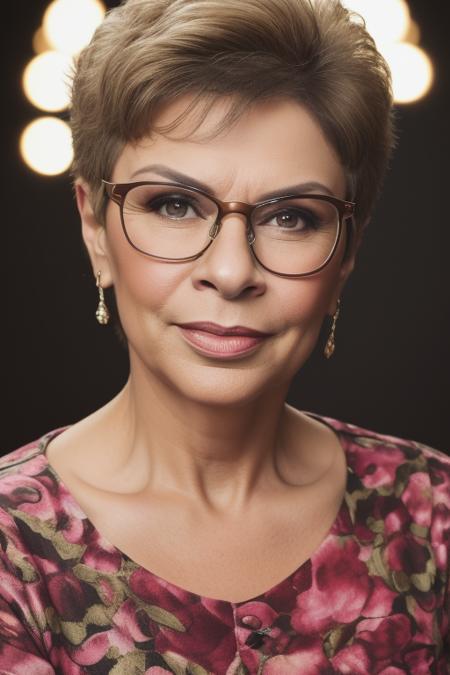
37, 411, 352, 607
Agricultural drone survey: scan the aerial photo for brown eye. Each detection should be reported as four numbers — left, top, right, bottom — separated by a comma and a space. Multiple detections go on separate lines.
163, 198, 189, 217
268, 208, 320, 231
149, 196, 197, 219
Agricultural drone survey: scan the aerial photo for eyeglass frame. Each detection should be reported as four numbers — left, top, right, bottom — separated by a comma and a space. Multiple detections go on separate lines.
102, 179, 356, 278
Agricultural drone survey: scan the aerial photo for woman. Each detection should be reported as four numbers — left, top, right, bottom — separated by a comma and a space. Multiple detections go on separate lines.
0, 0, 448, 672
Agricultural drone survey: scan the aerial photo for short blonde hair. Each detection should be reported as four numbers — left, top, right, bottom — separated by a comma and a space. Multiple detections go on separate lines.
70, 0, 395, 229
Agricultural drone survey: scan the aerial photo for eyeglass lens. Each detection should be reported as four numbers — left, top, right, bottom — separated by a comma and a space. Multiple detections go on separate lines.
121, 184, 340, 275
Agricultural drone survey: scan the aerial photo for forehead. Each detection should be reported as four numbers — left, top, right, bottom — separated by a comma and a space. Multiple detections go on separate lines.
113, 95, 347, 200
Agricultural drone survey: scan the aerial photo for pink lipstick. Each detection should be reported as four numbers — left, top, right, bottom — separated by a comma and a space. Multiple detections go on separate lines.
176, 322, 271, 358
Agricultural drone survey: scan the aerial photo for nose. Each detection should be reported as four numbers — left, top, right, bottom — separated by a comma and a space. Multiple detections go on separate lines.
191, 213, 266, 300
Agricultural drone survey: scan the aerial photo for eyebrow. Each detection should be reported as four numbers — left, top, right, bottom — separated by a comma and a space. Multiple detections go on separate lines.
129, 163, 335, 201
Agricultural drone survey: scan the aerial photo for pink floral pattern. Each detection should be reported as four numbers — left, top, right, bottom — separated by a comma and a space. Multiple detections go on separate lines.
0, 414, 448, 674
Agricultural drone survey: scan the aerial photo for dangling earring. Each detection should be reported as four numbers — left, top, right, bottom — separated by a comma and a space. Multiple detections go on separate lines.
324, 299, 341, 359
95, 271, 110, 325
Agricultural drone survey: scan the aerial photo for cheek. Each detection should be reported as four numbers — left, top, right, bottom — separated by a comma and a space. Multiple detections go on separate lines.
274, 283, 325, 326
272, 272, 337, 332
267, 262, 343, 379
271, 226, 348, 332
106, 217, 189, 320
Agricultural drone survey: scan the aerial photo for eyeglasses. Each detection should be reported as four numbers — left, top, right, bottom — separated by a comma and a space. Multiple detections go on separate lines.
102, 179, 355, 277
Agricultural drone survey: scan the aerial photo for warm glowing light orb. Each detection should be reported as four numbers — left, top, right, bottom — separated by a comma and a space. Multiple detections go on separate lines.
43, 0, 106, 55
20, 118, 73, 176
343, 0, 410, 47
32, 27, 51, 54
23, 51, 72, 112
405, 19, 421, 45
383, 42, 434, 104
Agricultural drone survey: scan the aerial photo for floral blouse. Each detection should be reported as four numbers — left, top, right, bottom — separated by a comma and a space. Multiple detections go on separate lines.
0, 414, 449, 674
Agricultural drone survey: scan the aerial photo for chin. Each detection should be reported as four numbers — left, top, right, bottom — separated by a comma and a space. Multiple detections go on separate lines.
156, 358, 288, 408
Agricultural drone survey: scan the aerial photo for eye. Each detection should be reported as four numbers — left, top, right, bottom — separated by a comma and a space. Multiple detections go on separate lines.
149, 194, 200, 219
266, 207, 320, 231
252, 196, 335, 234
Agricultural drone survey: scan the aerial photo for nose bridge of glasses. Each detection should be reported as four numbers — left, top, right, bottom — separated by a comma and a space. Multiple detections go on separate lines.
210, 201, 256, 243
220, 201, 254, 218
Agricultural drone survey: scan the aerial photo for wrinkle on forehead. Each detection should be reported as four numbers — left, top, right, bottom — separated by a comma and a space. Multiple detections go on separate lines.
115, 95, 347, 202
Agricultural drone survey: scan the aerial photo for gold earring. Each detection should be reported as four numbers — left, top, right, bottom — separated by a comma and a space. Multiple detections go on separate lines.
95, 272, 110, 325
324, 299, 341, 359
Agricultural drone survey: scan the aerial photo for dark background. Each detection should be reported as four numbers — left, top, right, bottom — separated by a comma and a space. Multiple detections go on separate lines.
4, 1, 450, 454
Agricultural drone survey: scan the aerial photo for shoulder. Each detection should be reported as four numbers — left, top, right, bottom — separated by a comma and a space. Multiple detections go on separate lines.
0, 429, 92, 609
312, 413, 450, 561
0, 434, 50, 504
0, 432, 85, 659
308, 412, 449, 527
0, 430, 69, 544
311, 413, 450, 488
0, 429, 66, 490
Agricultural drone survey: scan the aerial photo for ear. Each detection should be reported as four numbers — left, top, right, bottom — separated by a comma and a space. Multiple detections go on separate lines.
76, 180, 114, 287
326, 220, 364, 315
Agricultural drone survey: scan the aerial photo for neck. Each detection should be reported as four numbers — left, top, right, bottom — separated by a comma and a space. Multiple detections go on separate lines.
98, 361, 298, 513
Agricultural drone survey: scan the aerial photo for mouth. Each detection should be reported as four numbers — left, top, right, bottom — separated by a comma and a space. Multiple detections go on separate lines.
177, 322, 271, 337
175, 322, 272, 358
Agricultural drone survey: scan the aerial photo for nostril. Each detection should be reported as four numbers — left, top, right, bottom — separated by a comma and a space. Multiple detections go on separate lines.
200, 279, 216, 290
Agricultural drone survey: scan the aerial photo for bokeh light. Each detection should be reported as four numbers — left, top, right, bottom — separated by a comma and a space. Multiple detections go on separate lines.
383, 43, 434, 104
43, 0, 106, 56
404, 19, 421, 45
18, 0, 435, 177
20, 117, 73, 176
342, 0, 433, 104
343, 0, 411, 47
32, 27, 51, 54
23, 51, 72, 112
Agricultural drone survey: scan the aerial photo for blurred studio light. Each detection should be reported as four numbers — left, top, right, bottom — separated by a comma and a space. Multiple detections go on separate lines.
383, 43, 434, 104
21, 0, 105, 175
343, 0, 411, 47
405, 19, 421, 45
43, 0, 106, 56
32, 27, 51, 54
23, 51, 72, 112
20, 117, 73, 176
343, 0, 434, 104
20, 0, 435, 176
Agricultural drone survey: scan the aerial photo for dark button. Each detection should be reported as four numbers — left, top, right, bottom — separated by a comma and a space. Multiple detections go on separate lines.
244, 627, 271, 649
245, 632, 265, 649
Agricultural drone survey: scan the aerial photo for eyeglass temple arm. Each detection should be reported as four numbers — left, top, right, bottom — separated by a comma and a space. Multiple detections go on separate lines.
102, 179, 122, 206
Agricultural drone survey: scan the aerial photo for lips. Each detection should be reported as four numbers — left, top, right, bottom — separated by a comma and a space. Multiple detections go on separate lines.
176, 322, 272, 358
176, 322, 271, 337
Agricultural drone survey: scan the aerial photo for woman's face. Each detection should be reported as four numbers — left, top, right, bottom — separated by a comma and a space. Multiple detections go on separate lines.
79, 96, 357, 406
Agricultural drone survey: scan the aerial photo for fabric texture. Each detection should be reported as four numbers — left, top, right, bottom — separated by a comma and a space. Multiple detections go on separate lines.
0, 414, 448, 674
